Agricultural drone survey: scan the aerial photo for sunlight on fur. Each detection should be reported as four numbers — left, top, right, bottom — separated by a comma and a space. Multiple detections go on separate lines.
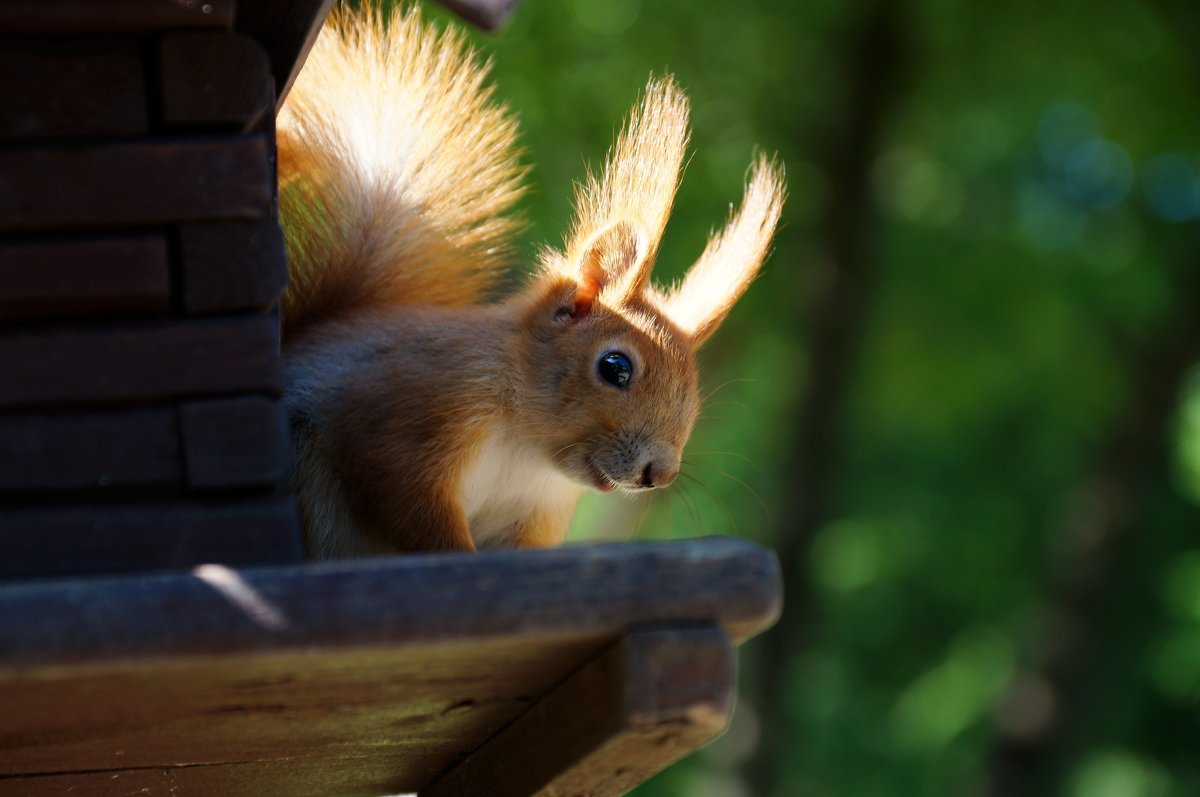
276, 5, 786, 556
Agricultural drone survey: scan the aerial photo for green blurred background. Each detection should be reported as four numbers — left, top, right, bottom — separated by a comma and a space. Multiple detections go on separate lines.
421, 0, 1200, 794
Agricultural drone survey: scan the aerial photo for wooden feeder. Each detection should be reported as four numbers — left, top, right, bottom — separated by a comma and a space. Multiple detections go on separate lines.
0, 1, 781, 795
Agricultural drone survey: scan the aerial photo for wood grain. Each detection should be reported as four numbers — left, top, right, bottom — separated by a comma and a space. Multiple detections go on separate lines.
0, 0, 234, 33
0, 636, 599, 795
0, 406, 180, 493
160, 33, 274, 130
181, 221, 288, 313
0, 39, 147, 140
0, 236, 169, 321
0, 315, 281, 408
0, 496, 302, 579
424, 626, 735, 797
0, 137, 272, 232
181, 396, 290, 489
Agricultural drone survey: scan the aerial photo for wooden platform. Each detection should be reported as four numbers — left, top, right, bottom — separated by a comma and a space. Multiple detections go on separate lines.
0, 537, 780, 796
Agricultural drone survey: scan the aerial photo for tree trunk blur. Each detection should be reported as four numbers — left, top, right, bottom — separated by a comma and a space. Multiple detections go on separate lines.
743, 2, 909, 794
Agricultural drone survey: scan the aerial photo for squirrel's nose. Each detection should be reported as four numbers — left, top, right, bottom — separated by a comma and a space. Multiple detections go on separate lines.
640, 459, 679, 489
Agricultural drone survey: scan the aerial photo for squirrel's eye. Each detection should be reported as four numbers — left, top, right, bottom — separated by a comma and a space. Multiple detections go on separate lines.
597, 351, 633, 388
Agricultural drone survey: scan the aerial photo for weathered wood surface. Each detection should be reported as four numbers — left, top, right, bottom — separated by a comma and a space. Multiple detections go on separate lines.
181, 396, 290, 489
0, 0, 234, 33
434, 0, 521, 30
1, 636, 596, 796
0, 225, 286, 321
0, 496, 302, 579
0, 39, 147, 140
424, 626, 735, 797
0, 538, 779, 664
0, 406, 180, 492
0, 315, 281, 407
0, 137, 272, 232
181, 220, 288, 312
235, 0, 336, 106
0, 397, 288, 493
160, 33, 274, 130
0, 237, 170, 321
0, 539, 779, 796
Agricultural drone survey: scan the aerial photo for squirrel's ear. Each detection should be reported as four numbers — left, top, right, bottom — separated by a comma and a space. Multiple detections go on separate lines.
570, 221, 644, 318
665, 155, 785, 346
563, 78, 689, 310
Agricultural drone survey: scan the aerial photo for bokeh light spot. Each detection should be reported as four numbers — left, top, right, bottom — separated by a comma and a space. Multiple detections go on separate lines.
1159, 550, 1200, 623
811, 519, 886, 593
1148, 628, 1200, 702
889, 626, 1015, 751
569, 0, 641, 35
1068, 750, 1171, 797
1143, 153, 1200, 222
873, 148, 964, 226
1063, 137, 1133, 210
1037, 102, 1101, 171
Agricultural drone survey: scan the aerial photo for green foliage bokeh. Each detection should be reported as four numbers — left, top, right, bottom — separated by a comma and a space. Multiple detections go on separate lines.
404, 0, 1200, 793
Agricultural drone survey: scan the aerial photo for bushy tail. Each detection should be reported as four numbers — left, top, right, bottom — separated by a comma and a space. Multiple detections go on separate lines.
277, 5, 524, 341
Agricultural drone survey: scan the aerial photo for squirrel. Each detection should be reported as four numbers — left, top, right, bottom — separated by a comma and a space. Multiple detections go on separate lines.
276, 6, 785, 558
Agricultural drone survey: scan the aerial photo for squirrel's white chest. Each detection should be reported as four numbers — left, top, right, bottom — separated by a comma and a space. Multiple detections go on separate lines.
458, 431, 578, 548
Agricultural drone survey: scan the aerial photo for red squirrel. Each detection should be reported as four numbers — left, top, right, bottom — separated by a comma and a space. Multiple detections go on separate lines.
277, 7, 785, 557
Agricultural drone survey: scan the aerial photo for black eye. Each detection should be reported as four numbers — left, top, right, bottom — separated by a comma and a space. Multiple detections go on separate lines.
597, 351, 633, 388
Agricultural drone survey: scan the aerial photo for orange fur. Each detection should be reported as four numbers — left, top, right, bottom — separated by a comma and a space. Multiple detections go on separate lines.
280, 8, 785, 557
277, 5, 524, 340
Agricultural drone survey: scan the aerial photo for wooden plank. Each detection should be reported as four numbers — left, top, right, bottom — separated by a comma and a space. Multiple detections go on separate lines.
181, 221, 288, 312
181, 396, 290, 489
0, 636, 600, 796
0, 538, 780, 665
0, 496, 302, 579
424, 626, 734, 797
0, 38, 147, 140
0, 236, 169, 321
0, 315, 281, 408
0, 137, 272, 232
160, 32, 274, 130
235, 0, 335, 106
0, 397, 287, 493
0, 406, 180, 493
433, 0, 521, 31
0, 0, 234, 33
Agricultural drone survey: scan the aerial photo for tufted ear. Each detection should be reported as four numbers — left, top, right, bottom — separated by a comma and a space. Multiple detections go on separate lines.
569, 221, 645, 318
665, 154, 785, 346
556, 78, 689, 309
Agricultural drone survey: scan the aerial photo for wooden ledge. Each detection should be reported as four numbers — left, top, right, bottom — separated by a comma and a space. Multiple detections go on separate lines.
0, 538, 780, 796
0, 537, 780, 665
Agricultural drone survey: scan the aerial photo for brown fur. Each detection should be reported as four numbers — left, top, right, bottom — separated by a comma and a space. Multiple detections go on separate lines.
279, 7, 785, 557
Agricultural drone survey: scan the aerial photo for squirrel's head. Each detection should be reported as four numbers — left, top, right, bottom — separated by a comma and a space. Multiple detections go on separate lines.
518, 78, 785, 494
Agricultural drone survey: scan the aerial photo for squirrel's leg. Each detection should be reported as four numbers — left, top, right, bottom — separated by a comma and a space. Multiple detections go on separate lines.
401, 492, 478, 552
344, 476, 478, 552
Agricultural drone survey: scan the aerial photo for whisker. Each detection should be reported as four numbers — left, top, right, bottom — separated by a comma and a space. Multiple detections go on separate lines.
702, 377, 760, 404
679, 471, 740, 537
681, 460, 772, 524
630, 491, 654, 539
684, 449, 762, 472
673, 481, 702, 536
